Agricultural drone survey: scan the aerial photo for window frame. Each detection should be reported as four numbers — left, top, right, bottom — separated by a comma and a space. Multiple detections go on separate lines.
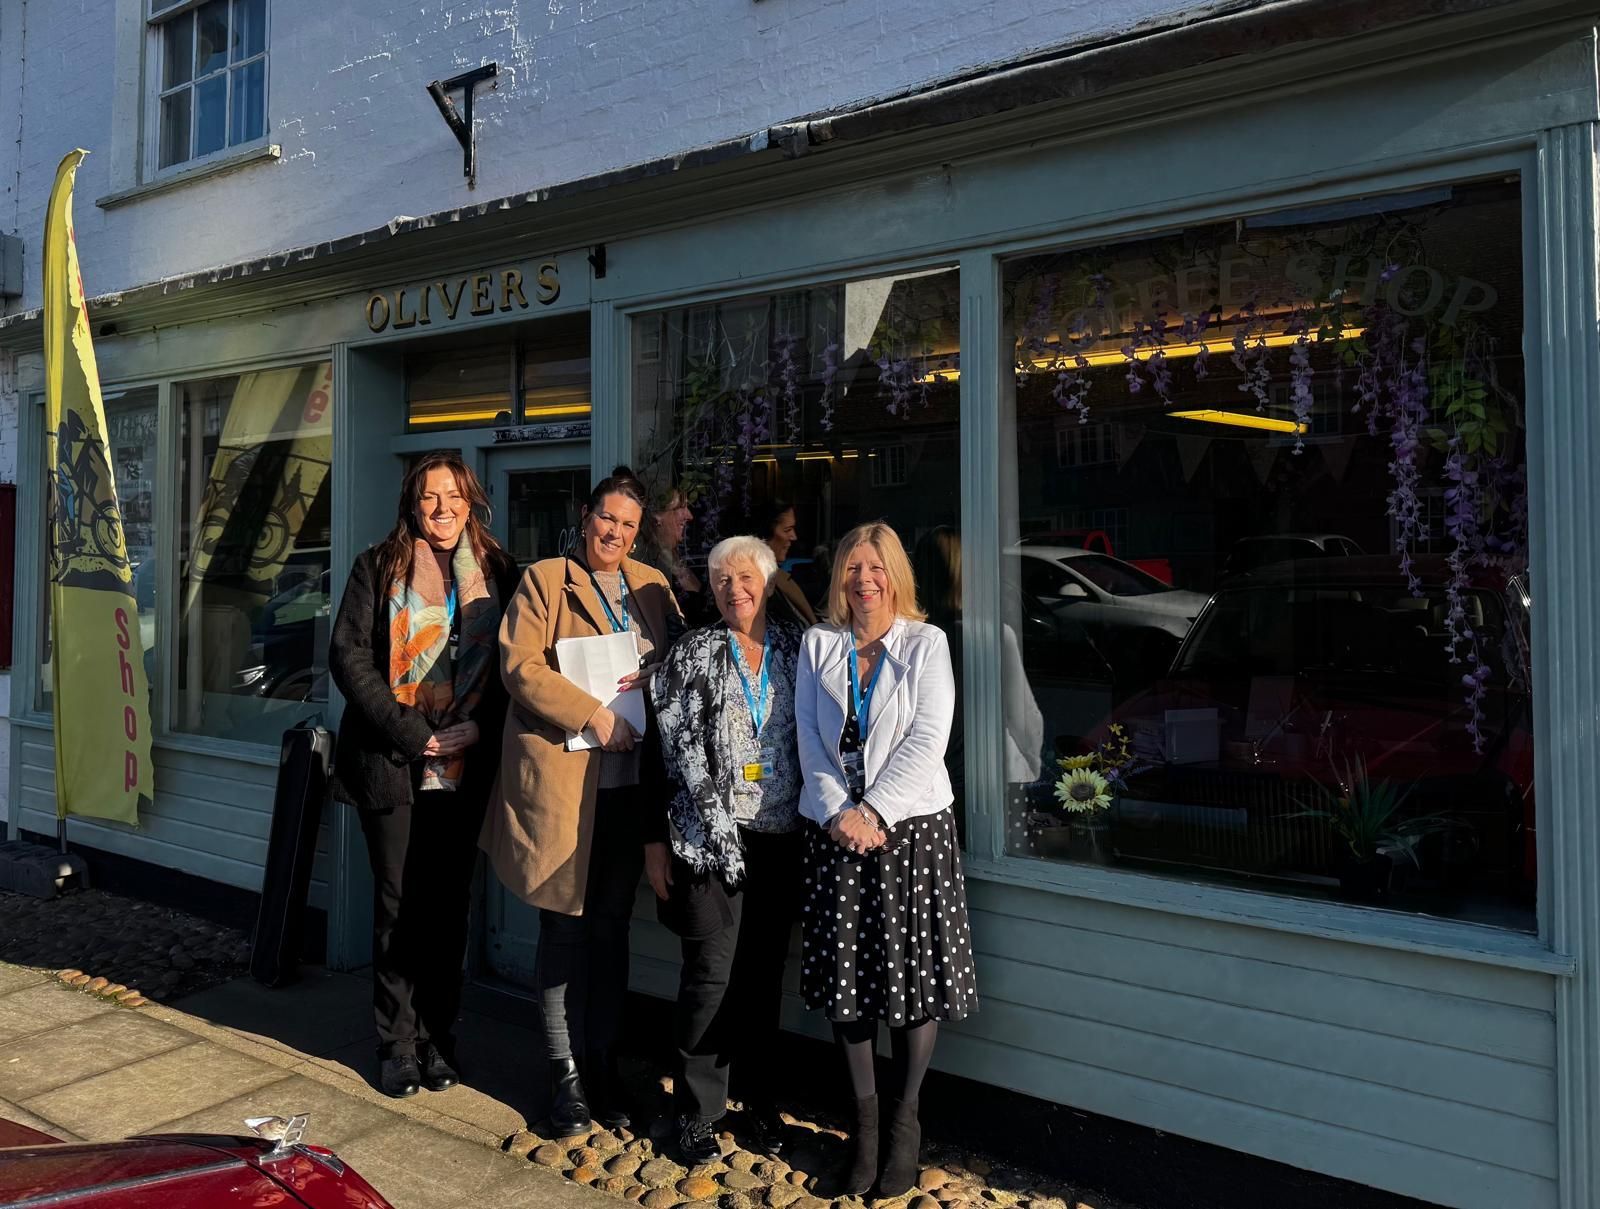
143, 0, 270, 182
963, 148, 1558, 968
24, 378, 170, 724
607, 151, 1560, 971
19, 350, 336, 765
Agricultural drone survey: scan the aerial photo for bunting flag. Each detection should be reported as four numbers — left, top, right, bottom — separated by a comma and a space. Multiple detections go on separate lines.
42, 149, 153, 826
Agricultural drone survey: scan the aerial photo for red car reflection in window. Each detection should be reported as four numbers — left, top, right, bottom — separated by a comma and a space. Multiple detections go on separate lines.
1098, 557, 1535, 917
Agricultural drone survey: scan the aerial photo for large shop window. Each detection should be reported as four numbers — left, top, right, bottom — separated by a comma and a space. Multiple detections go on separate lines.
632, 269, 966, 813
40, 387, 161, 712
1000, 179, 1534, 930
177, 362, 333, 742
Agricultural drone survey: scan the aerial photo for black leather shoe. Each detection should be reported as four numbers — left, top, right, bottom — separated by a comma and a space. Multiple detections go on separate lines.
585, 1049, 631, 1130
549, 1056, 591, 1137
678, 1114, 721, 1165
419, 1043, 459, 1092
745, 1103, 787, 1154
379, 1054, 421, 1099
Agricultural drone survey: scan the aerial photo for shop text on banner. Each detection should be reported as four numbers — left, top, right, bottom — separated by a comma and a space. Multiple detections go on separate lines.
43, 149, 153, 826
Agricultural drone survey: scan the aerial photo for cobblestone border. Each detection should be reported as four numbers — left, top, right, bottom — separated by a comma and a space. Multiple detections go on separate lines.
50, 967, 150, 1007
499, 1110, 1098, 1209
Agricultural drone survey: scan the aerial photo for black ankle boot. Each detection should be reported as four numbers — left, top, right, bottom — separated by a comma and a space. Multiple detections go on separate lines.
585, 1048, 631, 1130
549, 1056, 591, 1137
877, 1098, 921, 1197
842, 1095, 879, 1196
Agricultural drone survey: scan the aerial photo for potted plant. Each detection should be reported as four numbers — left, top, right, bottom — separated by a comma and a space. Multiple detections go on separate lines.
1051, 724, 1133, 864
1289, 755, 1459, 901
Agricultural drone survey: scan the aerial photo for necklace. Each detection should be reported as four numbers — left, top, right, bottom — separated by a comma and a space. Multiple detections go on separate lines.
731, 627, 766, 670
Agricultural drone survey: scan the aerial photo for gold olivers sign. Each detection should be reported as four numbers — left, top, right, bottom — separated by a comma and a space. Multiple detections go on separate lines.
365, 261, 560, 333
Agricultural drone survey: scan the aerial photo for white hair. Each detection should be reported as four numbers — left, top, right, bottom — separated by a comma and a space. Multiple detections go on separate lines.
707, 535, 778, 586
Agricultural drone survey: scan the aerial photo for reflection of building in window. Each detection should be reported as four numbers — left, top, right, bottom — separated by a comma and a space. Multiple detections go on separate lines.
1268, 377, 1345, 436
1064, 507, 1128, 553
1055, 420, 1116, 467
1402, 487, 1450, 553
869, 445, 909, 487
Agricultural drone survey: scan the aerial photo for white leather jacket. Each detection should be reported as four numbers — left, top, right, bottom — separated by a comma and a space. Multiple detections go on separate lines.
796, 619, 956, 828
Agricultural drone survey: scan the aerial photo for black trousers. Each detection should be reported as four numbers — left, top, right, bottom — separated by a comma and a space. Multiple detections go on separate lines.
358, 788, 486, 1060
674, 827, 803, 1124
535, 786, 646, 1060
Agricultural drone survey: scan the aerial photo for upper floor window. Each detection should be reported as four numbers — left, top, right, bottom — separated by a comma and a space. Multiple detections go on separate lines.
149, 0, 268, 173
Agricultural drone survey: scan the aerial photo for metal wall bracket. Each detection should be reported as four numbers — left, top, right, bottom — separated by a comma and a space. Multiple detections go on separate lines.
588, 244, 607, 279
426, 63, 499, 188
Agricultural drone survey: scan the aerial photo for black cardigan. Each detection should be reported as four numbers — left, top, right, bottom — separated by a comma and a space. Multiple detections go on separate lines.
328, 545, 519, 812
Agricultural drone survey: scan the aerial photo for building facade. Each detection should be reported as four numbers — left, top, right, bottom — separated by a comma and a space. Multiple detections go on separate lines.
3, 2, 1600, 1207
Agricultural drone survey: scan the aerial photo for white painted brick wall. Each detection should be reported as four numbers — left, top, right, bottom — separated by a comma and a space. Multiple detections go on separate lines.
0, 0, 1205, 311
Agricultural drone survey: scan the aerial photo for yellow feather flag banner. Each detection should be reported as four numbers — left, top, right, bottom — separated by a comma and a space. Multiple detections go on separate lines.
43, 149, 153, 826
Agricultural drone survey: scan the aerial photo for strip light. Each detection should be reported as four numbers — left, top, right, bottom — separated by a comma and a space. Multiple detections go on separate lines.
1062, 326, 1364, 369
919, 326, 1363, 383
409, 401, 592, 426
1169, 409, 1308, 434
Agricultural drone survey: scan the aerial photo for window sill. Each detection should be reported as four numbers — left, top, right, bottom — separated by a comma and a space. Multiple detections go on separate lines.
95, 144, 281, 211
963, 853, 1573, 977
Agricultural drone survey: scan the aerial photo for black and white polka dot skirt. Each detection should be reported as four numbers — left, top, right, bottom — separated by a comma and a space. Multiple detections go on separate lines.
800, 809, 978, 1024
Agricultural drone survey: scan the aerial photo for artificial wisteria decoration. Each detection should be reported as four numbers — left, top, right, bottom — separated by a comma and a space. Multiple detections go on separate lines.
818, 340, 841, 433
775, 332, 803, 446
1008, 224, 1527, 752
1229, 299, 1273, 413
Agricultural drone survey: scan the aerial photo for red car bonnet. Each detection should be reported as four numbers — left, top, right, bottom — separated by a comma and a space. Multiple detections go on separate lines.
0, 1137, 256, 1204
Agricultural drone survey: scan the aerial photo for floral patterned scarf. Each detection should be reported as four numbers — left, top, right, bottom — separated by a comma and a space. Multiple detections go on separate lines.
388, 538, 498, 791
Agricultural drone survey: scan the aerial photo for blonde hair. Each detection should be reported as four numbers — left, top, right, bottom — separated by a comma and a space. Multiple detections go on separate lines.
826, 521, 926, 626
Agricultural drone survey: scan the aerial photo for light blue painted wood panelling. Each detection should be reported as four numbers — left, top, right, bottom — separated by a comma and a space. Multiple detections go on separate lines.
933, 1031, 1556, 1209
620, 870, 1559, 1209
13, 726, 333, 908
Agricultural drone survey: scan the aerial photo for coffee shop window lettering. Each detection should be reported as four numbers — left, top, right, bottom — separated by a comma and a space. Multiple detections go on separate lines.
40, 388, 160, 711
632, 268, 970, 810
176, 361, 334, 743
999, 179, 1535, 931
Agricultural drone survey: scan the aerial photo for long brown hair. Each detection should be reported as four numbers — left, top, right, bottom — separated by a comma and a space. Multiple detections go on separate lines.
375, 451, 512, 589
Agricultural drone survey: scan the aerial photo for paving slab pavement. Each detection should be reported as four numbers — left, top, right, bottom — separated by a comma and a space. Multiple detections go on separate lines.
0, 963, 609, 1209
0, 959, 1446, 1209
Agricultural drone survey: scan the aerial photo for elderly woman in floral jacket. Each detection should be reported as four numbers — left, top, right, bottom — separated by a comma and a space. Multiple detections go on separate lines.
648, 535, 806, 1165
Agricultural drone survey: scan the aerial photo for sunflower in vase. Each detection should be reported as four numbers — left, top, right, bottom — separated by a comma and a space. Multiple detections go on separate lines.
1053, 724, 1133, 818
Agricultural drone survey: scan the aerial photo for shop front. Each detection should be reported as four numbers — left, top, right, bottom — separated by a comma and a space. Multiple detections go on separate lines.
5, 8, 1600, 1208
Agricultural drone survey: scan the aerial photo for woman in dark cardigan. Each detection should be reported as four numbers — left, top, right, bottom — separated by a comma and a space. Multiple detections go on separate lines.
329, 451, 519, 1099
648, 535, 805, 1163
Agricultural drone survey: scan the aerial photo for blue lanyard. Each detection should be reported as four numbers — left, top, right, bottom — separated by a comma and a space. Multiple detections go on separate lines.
729, 629, 771, 736
847, 640, 885, 735
445, 584, 458, 629
589, 571, 630, 633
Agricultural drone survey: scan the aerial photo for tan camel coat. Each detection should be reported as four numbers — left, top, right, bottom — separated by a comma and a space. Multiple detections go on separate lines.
481, 554, 677, 915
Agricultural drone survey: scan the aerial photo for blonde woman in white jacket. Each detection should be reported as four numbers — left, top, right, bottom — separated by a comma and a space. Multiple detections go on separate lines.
794, 521, 978, 1200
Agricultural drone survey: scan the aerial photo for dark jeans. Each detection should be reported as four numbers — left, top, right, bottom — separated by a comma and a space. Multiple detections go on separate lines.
674, 827, 803, 1123
358, 788, 486, 1060
535, 786, 646, 1060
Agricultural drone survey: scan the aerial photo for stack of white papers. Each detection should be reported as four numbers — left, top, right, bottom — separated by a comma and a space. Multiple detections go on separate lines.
555, 631, 648, 751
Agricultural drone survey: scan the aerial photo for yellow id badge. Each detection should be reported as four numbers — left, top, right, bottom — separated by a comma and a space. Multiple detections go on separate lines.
743, 761, 775, 782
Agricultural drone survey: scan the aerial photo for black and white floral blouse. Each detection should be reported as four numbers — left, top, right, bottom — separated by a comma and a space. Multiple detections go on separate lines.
650, 616, 804, 885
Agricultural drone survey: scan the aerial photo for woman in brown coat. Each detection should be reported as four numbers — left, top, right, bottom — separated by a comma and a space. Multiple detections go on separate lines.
481, 465, 681, 1137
